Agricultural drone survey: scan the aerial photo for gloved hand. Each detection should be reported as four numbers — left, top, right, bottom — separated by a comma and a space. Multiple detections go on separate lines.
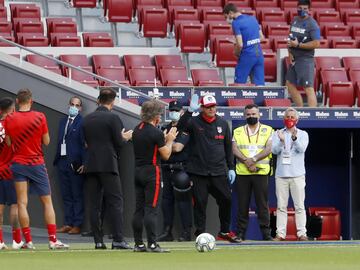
188, 94, 200, 112
228, 170, 236, 185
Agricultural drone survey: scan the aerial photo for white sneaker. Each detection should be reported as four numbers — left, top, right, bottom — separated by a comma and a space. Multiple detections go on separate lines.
49, 240, 69, 250
0, 242, 8, 250
22, 241, 36, 250
12, 240, 24, 250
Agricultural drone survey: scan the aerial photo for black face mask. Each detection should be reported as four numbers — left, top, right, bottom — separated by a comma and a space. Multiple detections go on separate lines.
246, 117, 258, 125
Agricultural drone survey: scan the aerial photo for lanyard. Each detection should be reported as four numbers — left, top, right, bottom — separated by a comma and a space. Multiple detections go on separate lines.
245, 124, 261, 144
62, 117, 73, 143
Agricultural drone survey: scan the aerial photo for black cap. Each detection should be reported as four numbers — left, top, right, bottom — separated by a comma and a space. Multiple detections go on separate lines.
169, 100, 182, 111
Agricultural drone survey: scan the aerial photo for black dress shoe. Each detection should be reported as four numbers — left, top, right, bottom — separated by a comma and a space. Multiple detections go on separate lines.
81, 231, 94, 237
148, 243, 170, 253
95, 243, 107, 249
133, 244, 147, 252
111, 241, 132, 250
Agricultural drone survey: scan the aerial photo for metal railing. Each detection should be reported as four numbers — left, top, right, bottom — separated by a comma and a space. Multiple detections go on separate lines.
0, 36, 167, 105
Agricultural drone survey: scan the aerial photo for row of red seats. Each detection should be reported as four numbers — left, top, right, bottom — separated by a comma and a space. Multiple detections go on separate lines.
270, 207, 341, 241
24, 53, 229, 87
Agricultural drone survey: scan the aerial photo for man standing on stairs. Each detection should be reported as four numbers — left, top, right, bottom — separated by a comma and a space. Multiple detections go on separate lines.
54, 96, 86, 235
157, 101, 192, 242
223, 3, 265, 86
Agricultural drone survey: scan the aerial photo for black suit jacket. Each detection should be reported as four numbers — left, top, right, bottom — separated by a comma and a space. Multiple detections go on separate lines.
82, 106, 124, 174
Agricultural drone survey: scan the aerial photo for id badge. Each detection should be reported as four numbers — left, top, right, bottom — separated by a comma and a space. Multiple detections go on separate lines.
60, 143, 67, 156
282, 152, 291, 165
248, 145, 257, 158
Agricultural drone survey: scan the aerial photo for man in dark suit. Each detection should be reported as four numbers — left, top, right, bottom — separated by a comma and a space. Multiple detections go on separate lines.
83, 88, 133, 250
54, 96, 86, 235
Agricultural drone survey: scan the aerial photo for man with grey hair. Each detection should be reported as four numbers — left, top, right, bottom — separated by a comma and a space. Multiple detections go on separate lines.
132, 99, 178, 253
271, 107, 309, 241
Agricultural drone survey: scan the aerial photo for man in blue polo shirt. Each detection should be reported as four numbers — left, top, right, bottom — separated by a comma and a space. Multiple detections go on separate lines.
223, 3, 265, 86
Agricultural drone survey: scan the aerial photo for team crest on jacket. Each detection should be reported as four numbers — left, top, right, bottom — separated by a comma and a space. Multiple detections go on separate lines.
217, 126, 222, 133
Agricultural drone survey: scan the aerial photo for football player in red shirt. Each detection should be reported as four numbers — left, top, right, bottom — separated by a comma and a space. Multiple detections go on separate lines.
4, 89, 68, 250
0, 97, 23, 250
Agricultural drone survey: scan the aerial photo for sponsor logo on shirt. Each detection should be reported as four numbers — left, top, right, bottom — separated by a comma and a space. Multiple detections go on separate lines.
291, 26, 306, 34
246, 38, 261, 46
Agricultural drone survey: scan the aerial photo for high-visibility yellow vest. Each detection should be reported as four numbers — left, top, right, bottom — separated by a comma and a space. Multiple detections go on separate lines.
233, 124, 273, 175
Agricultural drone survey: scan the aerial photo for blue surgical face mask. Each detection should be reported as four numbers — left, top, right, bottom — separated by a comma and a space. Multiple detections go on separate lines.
169, 111, 180, 121
297, 9, 308, 18
68, 106, 79, 117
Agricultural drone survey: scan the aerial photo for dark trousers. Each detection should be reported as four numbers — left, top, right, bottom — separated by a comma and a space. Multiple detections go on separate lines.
132, 165, 162, 246
57, 158, 84, 227
236, 174, 270, 238
190, 174, 231, 234
161, 167, 192, 232
87, 172, 124, 244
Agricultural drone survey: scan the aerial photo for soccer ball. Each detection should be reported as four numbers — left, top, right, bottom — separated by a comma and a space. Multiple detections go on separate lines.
195, 233, 216, 252
0, 122, 5, 143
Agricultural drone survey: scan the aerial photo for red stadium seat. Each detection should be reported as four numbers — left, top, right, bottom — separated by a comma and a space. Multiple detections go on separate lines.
227, 98, 255, 107
312, 0, 334, 8
107, 0, 133, 23
0, 22, 12, 34
12, 5, 41, 20
336, 0, 360, 10
343, 57, 360, 71
201, 8, 225, 22
308, 207, 336, 214
316, 11, 341, 23
17, 33, 48, 46
191, 69, 224, 86
137, 0, 163, 21
279, 0, 297, 9
321, 68, 349, 105
207, 22, 232, 47
59, 54, 90, 75
261, 10, 287, 23
349, 68, 360, 87
166, 0, 192, 8
253, 0, 279, 8
52, 35, 81, 47
351, 24, 360, 39
123, 54, 153, 75
48, 20, 78, 40
271, 36, 288, 51
214, 38, 238, 68
128, 66, 160, 86
10, 3, 36, 17
266, 24, 290, 37
68, 66, 98, 87
72, 0, 97, 8
285, 209, 298, 241
159, 66, 193, 85
178, 22, 206, 53
171, 8, 199, 31
93, 55, 122, 72
141, 8, 168, 38
196, 0, 222, 8
330, 38, 357, 48
97, 67, 130, 86
319, 39, 330, 48
82, 32, 114, 47
327, 82, 355, 107
315, 56, 342, 71
323, 25, 351, 38
0, 35, 15, 47
260, 38, 272, 50
26, 54, 59, 69
344, 10, 360, 24
264, 98, 291, 107
154, 54, 184, 75
0, 6, 7, 20
262, 21, 288, 36
16, 20, 44, 34
223, 0, 252, 7
263, 51, 276, 82
312, 210, 341, 240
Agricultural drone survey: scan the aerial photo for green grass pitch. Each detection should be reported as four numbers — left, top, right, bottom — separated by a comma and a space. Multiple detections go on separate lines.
1, 242, 360, 270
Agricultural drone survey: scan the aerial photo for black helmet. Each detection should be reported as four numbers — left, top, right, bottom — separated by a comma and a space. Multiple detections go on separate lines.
172, 171, 192, 193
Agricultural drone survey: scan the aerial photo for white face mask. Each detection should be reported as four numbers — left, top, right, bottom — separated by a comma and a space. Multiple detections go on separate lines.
169, 111, 181, 121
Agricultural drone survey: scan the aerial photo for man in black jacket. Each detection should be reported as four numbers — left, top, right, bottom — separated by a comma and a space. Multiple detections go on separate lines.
178, 94, 239, 242
83, 88, 133, 250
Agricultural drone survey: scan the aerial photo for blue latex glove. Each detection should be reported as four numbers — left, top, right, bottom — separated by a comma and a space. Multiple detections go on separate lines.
228, 170, 236, 185
188, 94, 200, 112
